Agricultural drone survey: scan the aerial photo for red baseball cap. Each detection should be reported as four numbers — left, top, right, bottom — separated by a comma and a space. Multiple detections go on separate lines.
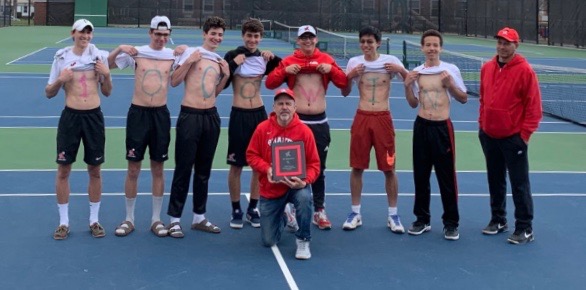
495, 27, 520, 42
274, 88, 295, 101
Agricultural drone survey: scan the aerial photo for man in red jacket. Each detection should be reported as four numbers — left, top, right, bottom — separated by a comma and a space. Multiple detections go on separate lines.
266, 25, 348, 230
246, 88, 320, 260
478, 27, 542, 244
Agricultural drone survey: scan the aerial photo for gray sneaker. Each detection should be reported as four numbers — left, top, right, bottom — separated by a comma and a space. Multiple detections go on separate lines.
482, 221, 508, 235
408, 221, 431, 235
444, 226, 460, 240
507, 228, 534, 244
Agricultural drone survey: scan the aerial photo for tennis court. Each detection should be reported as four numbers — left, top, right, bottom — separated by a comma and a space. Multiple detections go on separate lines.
1, 24, 586, 289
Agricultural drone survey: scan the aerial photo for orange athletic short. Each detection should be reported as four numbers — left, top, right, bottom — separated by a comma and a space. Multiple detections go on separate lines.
350, 109, 396, 171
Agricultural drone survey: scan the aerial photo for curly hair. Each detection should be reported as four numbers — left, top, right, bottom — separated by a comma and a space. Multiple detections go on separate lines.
203, 16, 226, 33
242, 18, 264, 35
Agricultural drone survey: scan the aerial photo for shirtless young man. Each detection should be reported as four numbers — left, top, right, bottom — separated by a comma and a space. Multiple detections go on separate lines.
223, 19, 281, 229
45, 19, 112, 240
165, 16, 230, 238
403, 29, 468, 240
107, 16, 180, 237
266, 25, 347, 230
341, 26, 407, 233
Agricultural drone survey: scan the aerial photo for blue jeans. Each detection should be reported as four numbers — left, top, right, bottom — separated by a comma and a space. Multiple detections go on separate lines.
259, 186, 313, 247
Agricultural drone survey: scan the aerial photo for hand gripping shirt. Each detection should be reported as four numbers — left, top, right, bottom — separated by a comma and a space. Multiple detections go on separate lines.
409, 61, 467, 101
48, 44, 110, 84
114, 45, 177, 70
346, 54, 405, 83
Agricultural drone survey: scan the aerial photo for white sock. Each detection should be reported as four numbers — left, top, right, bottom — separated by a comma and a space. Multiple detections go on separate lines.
351, 205, 361, 215
89, 201, 101, 225
388, 207, 398, 216
152, 196, 164, 224
125, 197, 136, 224
193, 213, 205, 224
170, 217, 180, 230
58, 203, 69, 226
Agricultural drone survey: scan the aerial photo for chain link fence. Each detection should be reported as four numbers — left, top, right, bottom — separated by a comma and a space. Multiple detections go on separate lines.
9, 0, 585, 48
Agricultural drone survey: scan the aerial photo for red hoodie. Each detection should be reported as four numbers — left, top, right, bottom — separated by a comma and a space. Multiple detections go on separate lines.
479, 54, 542, 142
246, 112, 321, 199
265, 48, 348, 91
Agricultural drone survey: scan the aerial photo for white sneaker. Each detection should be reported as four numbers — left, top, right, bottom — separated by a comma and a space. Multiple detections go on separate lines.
295, 239, 311, 260
342, 212, 362, 230
284, 203, 299, 232
387, 214, 405, 234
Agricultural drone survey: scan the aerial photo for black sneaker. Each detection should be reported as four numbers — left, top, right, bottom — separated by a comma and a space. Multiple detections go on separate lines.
482, 221, 508, 235
507, 228, 534, 244
230, 209, 244, 229
408, 221, 431, 235
246, 208, 261, 228
444, 226, 459, 241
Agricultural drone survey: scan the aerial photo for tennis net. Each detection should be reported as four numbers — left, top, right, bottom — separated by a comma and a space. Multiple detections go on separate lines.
403, 40, 586, 126
272, 21, 390, 59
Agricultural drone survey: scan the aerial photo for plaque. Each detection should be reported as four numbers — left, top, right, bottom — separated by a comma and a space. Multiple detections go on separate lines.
271, 141, 306, 181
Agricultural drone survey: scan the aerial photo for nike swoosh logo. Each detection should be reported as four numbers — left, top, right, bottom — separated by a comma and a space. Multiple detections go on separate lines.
524, 232, 532, 239
497, 224, 505, 230
95, 156, 103, 161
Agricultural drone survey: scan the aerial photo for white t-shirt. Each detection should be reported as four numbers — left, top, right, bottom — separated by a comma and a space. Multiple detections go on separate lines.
346, 54, 405, 83
234, 56, 267, 77
175, 46, 223, 68
410, 61, 467, 101
114, 45, 176, 70
48, 44, 109, 84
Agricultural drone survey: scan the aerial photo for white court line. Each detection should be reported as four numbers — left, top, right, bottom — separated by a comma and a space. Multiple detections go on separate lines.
242, 193, 298, 289
56, 37, 70, 44
6, 47, 48, 65
1, 192, 585, 197
1, 126, 583, 134
1, 168, 586, 174
271, 246, 299, 290
0, 115, 573, 125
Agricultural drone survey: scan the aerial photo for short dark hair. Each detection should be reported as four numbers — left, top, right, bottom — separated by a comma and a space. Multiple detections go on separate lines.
242, 18, 264, 35
421, 29, 443, 46
203, 16, 226, 33
359, 26, 381, 43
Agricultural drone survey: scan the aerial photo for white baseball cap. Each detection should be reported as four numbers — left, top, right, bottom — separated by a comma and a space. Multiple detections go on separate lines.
297, 25, 317, 37
150, 15, 171, 30
72, 19, 94, 32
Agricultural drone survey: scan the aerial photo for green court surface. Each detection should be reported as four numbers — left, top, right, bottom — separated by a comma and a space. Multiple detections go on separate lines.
1, 129, 584, 171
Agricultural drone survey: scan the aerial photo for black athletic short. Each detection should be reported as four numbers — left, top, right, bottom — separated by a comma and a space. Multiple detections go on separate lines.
56, 106, 105, 165
226, 106, 268, 167
125, 104, 171, 162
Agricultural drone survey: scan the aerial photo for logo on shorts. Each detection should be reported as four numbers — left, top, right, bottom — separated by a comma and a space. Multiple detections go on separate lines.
57, 151, 66, 161
95, 156, 103, 161
324, 145, 329, 152
127, 149, 136, 158
227, 153, 236, 162
386, 152, 396, 166
70, 62, 76, 67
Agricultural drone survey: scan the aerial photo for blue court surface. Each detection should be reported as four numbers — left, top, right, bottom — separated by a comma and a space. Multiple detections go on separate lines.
1, 27, 586, 289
